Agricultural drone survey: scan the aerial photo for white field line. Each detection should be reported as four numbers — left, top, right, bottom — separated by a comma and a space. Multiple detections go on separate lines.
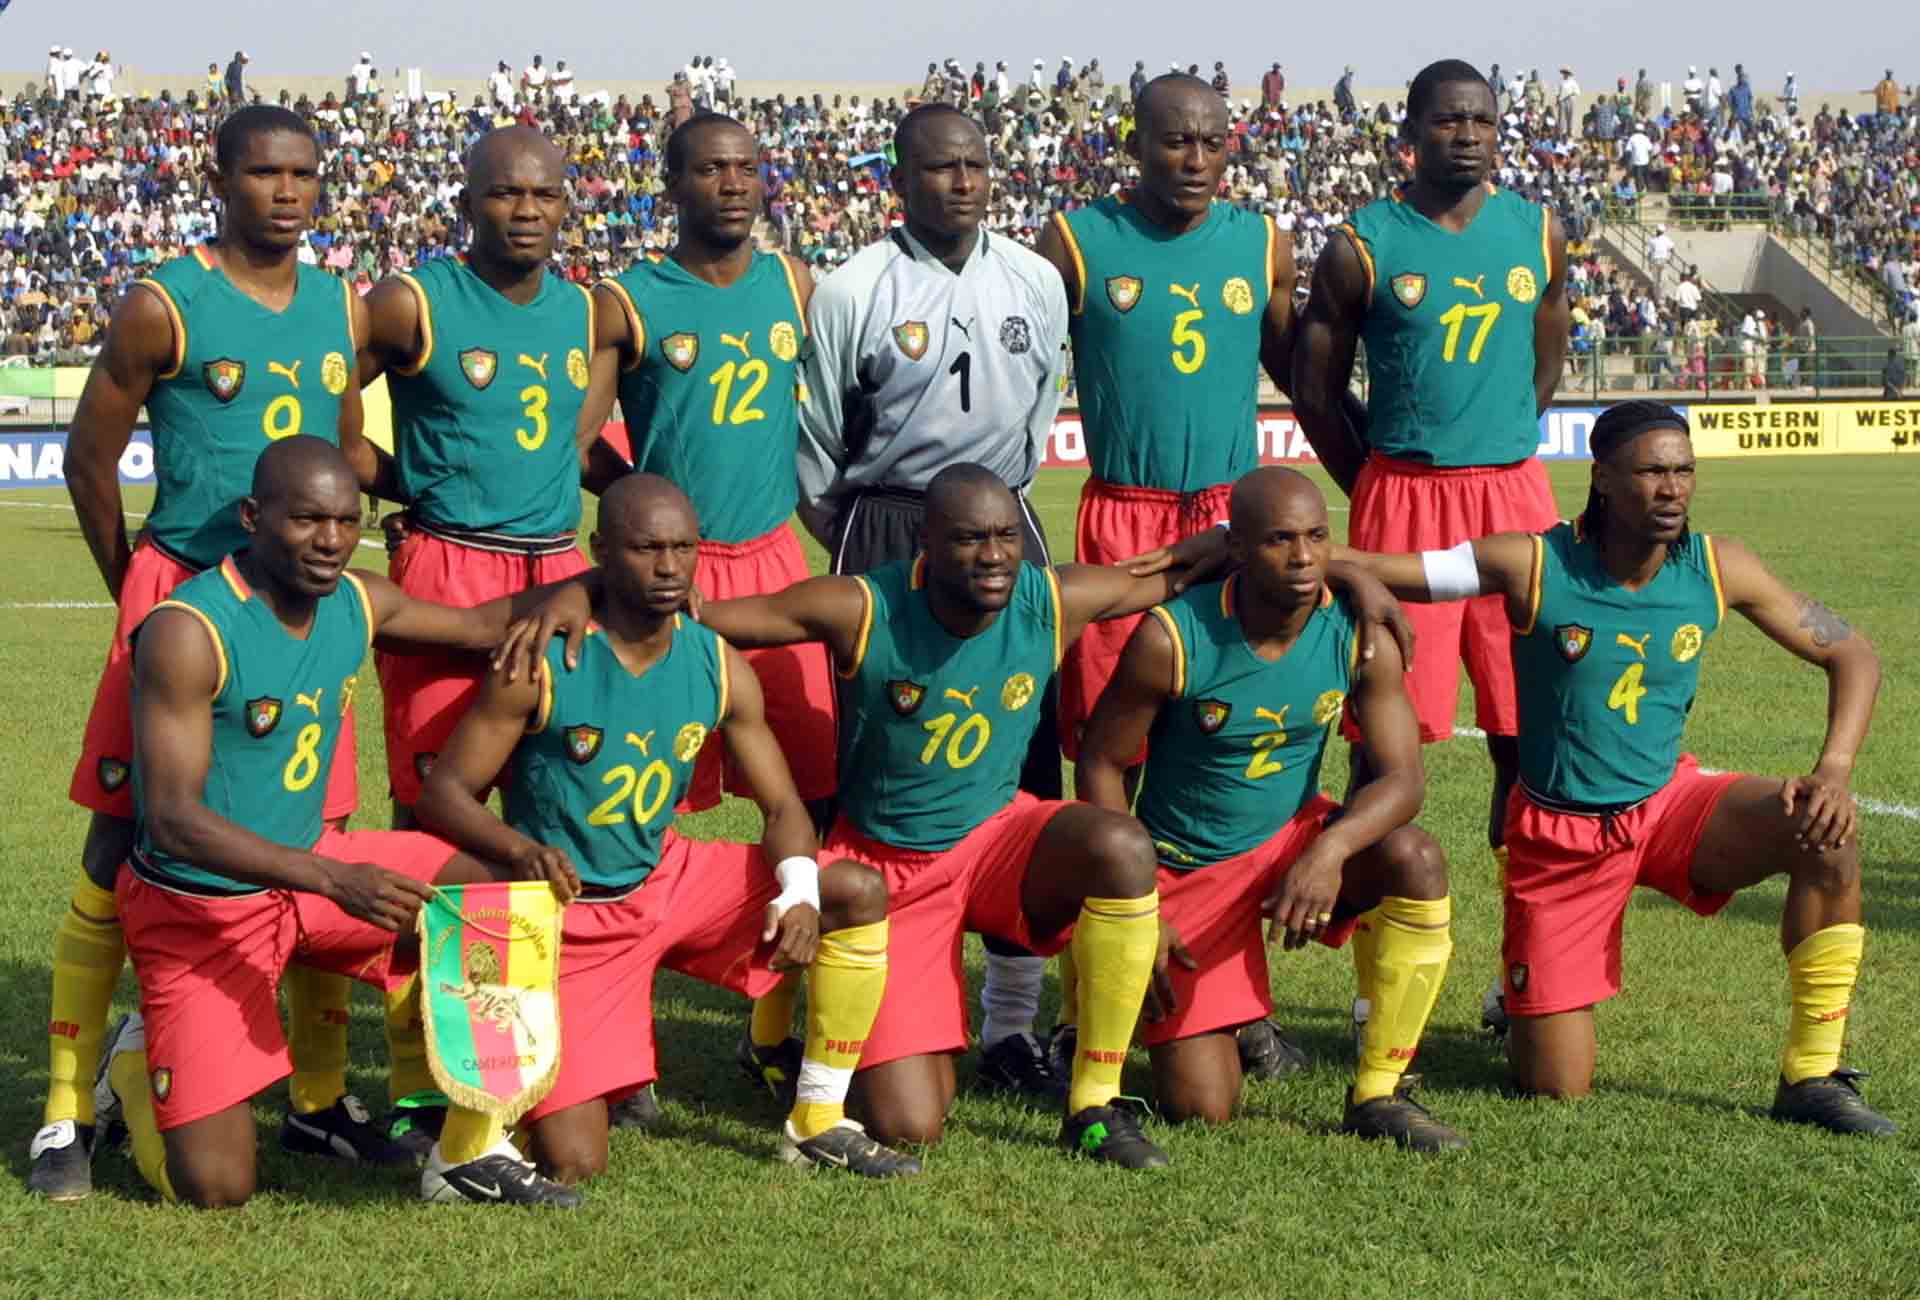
0, 499, 383, 551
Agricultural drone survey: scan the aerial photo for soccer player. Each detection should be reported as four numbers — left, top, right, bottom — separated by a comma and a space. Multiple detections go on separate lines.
1034, 71, 1305, 1081
93, 436, 593, 1209
37, 106, 378, 1200
1077, 469, 1464, 1150
415, 475, 921, 1190
1340, 401, 1894, 1135
1291, 58, 1569, 1036
794, 103, 1073, 1098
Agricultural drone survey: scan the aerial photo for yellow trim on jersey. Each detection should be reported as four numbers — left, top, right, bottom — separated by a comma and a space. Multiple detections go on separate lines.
715, 634, 732, 725
219, 555, 251, 602
191, 245, 215, 272
341, 572, 376, 653
340, 276, 358, 350
598, 278, 646, 373
1339, 224, 1375, 303
1318, 583, 1334, 609
1219, 573, 1236, 618
574, 281, 596, 366
1539, 205, 1552, 277
394, 272, 434, 376
1349, 622, 1363, 675
1043, 566, 1065, 669
840, 577, 875, 680
909, 553, 927, 590
776, 254, 810, 335
1146, 604, 1186, 697
1052, 211, 1088, 316
531, 656, 555, 734
1516, 535, 1545, 634
152, 600, 229, 698
1704, 534, 1727, 624
133, 280, 187, 381
1263, 215, 1278, 293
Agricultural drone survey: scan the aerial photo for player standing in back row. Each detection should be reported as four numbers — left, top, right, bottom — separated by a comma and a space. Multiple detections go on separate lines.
1035, 73, 1306, 1080
1293, 59, 1568, 1035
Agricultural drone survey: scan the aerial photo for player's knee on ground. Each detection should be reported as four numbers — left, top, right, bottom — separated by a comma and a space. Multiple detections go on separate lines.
165, 1140, 258, 1210
532, 1116, 609, 1185
81, 813, 135, 891
1375, 826, 1449, 901
1080, 813, 1159, 900
1507, 1015, 1596, 1100
852, 1065, 952, 1146
819, 859, 888, 930
1151, 1045, 1240, 1126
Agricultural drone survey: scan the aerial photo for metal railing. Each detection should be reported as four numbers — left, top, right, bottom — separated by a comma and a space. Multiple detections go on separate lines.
1557, 333, 1905, 399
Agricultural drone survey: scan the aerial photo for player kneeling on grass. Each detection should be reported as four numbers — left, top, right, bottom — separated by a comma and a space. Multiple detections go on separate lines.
1342, 400, 1894, 1135
95, 437, 600, 1209
417, 474, 920, 1191
1077, 468, 1463, 1151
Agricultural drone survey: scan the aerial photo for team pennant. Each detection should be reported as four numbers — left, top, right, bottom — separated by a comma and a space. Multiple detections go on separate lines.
417, 881, 563, 1123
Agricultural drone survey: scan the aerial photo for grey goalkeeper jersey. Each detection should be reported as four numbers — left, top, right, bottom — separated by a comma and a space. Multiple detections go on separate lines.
795, 225, 1069, 542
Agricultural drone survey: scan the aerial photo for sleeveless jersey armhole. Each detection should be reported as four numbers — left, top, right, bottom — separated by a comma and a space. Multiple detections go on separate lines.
1514, 534, 1546, 635
839, 577, 875, 680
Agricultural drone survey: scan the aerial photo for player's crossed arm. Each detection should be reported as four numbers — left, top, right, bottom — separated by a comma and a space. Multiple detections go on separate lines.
694, 575, 871, 674
579, 281, 642, 495
1291, 230, 1373, 496
1333, 532, 1540, 628
350, 567, 595, 681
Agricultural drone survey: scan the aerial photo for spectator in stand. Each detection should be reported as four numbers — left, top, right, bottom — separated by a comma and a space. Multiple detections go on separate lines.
224, 51, 248, 104
1634, 68, 1653, 119
1334, 66, 1356, 120
1262, 63, 1285, 110
522, 55, 549, 106
1730, 66, 1754, 133
1557, 66, 1580, 137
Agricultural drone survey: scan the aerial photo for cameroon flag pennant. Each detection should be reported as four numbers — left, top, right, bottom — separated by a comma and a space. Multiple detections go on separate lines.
416, 882, 563, 1123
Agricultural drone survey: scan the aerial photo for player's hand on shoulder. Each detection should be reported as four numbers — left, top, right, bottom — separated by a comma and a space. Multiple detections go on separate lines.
493, 576, 597, 680
1123, 525, 1235, 595
1144, 919, 1199, 1022
1262, 838, 1345, 952
507, 841, 583, 905
1329, 563, 1414, 668
321, 858, 437, 933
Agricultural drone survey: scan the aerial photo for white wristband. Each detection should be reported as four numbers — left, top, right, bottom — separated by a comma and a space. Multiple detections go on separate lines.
1420, 540, 1483, 601
770, 855, 821, 916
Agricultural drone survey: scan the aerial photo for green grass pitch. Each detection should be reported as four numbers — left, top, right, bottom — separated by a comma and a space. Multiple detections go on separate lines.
0, 457, 1917, 1299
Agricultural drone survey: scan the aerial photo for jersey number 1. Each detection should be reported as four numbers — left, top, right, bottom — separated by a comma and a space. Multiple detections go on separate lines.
950, 351, 971, 413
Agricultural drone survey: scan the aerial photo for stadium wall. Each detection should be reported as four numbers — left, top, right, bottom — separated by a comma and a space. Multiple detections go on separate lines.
8, 402, 1918, 489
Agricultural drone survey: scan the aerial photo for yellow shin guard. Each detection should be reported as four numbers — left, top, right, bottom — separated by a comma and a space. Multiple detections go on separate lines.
1353, 896, 1452, 1104
789, 921, 887, 1140
1067, 894, 1158, 1115
1781, 924, 1865, 1085
47, 877, 125, 1128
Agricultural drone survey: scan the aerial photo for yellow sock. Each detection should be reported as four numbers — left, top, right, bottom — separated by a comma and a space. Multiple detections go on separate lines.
1350, 907, 1381, 1008
438, 1106, 504, 1164
284, 966, 351, 1114
108, 1045, 176, 1202
1354, 896, 1452, 1103
1054, 946, 1078, 1029
1067, 894, 1159, 1115
751, 970, 802, 1050
1781, 923, 1865, 1084
788, 920, 887, 1139
383, 976, 436, 1105
47, 877, 125, 1127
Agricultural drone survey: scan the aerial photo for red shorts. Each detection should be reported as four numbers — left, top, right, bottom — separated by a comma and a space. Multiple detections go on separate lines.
1347, 454, 1559, 743
1501, 755, 1742, 1017
522, 832, 786, 1121
1061, 478, 1233, 760
72, 541, 359, 821
823, 794, 1072, 1068
118, 827, 454, 1131
1144, 796, 1357, 1048
683, 524, 835, 809
376, 530, 590, 804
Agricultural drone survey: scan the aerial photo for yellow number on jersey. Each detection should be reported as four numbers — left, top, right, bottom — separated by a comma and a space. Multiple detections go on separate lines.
515, 384, 550, 450
919, 711, 993, 769
261, 394, 303, 441
1170, 309, 1207, 374
708, 359, 769, 425
283, 722, 323, 792
1606, 662, 1647, 725
586, 759, 675, 827
1437, 302, 1503, 364
1245, 706, 1289, 780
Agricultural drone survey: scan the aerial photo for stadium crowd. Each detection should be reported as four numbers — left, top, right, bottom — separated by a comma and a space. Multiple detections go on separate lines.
3, 51, 1918, 379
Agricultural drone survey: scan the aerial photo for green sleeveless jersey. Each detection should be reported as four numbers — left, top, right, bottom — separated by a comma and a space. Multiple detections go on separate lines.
1347, 187, 1550, 467
1513, 523, 1725, 806
837, 556, 1062, 852
601, 252, 809, 543
502, 620, 727, 892
140, 250, 357, 570
1135, 578, 1358, 868
388, 257, 596, 540
1054, 197, 1274, 490
132, 557, 373, 896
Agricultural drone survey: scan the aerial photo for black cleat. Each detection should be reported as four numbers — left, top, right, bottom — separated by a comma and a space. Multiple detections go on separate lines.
1481, 979, 1510, 1039
27, 1120, 94, 1201
608, 1082, 664, 1131
280, 1094, 416, 1165
91, 1013, 141, 1154
778, 1119, 922, 1177
421, 1141, 582, 1207
979, 1030, 1069, 1101
384, 1091, 449, 1160
1044, 1024, 1077, 1087
1236, 1019, 1311, 1080
1771, 1068, 1898, 1137
1060, 1099, 1170, 1168
1342, 1083, 1469, 1152
737, 1032, 804, 1107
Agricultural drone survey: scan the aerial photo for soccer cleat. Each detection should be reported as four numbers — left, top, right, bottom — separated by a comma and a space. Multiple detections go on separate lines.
736, 1032, 804, 1107
280, 1094, 416, 1165
1481, 977, 1510, 1038
978, 1030, 1069, 1100
1059, 1099, 1170, 1169
91, 1011, 143, 1152
1237, 1019, 1311, 1080
421, 1138, 582, 1208
27, 1120, 94, 1201
777, 1119, 923, 1178
1341, 1083, 1470, 1152
608, 1083, 663, 1131
1770, 1069, 1898, 1137
384, 1091, 449, 1160
1044, 1024, 1077, 1087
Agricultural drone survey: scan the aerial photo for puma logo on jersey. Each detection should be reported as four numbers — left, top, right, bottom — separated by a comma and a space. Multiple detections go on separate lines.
517, 352, 549, 380
1452, 274, 1487, 299
268, 360, 302, 388
1255, 705, 1290, 728
951, 316, 974, 339
626, 730, 655, 756
720, 331, 752, 358
295, 687, 325, 715
1616, 632, 1651, 658
943, 686, 980, 709
1168, 282, 1201, 309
